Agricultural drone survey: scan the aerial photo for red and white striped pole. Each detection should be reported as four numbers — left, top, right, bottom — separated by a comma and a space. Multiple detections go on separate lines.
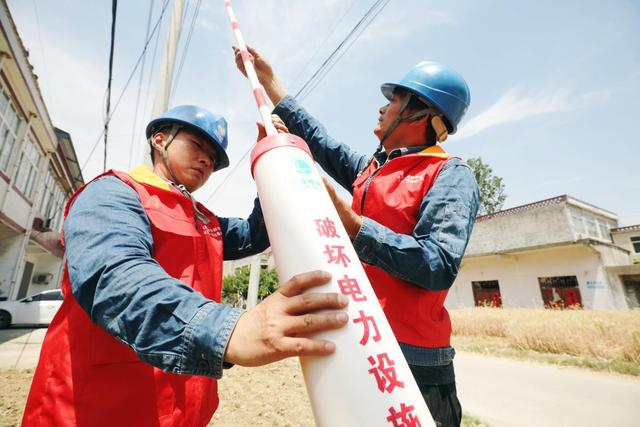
223, 0, 276, 136
223, 2, 435, 426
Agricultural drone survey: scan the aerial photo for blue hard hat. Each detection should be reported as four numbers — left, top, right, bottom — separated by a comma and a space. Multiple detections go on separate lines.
381, 61, 470, 134
146, 105, 230, 171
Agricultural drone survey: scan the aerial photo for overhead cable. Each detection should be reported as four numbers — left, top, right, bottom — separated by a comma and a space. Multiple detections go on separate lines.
289, 0, 357, 94
171, 0, 203, 98
204, 0, 391, 204
79, 0, 172, 177
127, 0, 157, 170
104, 0, 118, 172
295, 0, 392, 102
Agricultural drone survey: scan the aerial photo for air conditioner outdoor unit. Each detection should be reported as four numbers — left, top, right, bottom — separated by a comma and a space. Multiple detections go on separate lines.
32, 273, 53, 285
31, 217, 53, 232
41, 218, 53, 231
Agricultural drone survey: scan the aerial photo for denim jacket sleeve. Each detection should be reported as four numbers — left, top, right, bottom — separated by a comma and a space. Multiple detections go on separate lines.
218, 197, 270, 261
64, 176, 242, 379
274, 96, 480, 291
273, 95, 369, 192
352, 159, 480, 291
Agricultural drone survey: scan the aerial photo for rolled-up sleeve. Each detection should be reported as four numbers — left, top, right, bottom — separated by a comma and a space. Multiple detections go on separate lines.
352, 159, 479, 291
65, 176, 242, 378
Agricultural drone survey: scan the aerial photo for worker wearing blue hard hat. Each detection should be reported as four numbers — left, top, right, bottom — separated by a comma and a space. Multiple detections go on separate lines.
24, 104, 350, 426
236, 46, 479, 427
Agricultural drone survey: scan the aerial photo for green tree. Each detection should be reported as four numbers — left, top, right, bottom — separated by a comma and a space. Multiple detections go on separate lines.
222, 266, 250, 303
467, 157, 507, 215
221, 265, 280, 306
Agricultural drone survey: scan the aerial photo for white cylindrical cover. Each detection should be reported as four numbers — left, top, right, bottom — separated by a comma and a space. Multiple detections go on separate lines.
252, 135, 434, 427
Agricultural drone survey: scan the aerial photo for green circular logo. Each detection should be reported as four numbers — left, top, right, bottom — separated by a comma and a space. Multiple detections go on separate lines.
294, 159, 312, 175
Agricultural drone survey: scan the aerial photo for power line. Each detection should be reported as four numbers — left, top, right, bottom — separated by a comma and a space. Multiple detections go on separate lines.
171, 0, 202, 98
79, 0, 172, 177
203, 146, 252, 204
104, 0, 118, 173
131, 2, 166, 167
295, 0, 391, 102
31, 0, 50, 99
203, 0, 392, 204
127, 0, 156, 170
139, 2, 166, 139
289, 0, 357, 94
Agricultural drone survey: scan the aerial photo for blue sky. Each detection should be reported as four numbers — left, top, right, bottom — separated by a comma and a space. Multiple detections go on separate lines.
7, 0, 640, 224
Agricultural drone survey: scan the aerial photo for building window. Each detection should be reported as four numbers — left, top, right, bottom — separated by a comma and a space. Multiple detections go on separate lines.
538, 276, 582, 309
585, 216, 598, 238
38, 168, 66, 231
0, 87, 22, 173
471, 280, 502, 307
570, 210, 586, 235
13, 135, 41, 199
631, 236, 640, 254
570, 208, 617, 241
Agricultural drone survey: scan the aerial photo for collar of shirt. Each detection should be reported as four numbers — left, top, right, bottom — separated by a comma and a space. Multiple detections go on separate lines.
129, 164, 172, 190
373, 144, 448, 166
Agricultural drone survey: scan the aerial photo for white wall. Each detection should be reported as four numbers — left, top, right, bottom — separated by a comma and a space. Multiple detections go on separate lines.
223, 251, 275, 277
23, 251, 63, 297
466, 203, 575, 257
612, 230, 640, 263
2, 190, 31, 229
447, 244, 625, 310
0, 178, 8, 197
0, 232, 21, 299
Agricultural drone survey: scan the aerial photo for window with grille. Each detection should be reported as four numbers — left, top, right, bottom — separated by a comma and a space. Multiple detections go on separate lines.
538, 276, 582, 309
38, 168, 66, 230
13, 135, 41, 199
471, 280, 502, 307
0, 87, 23, 173
631, 236, 640, 254
570, 208, 617, 240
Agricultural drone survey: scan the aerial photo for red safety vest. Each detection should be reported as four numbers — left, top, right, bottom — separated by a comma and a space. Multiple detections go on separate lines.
352, 145, 451, 348
23, 167, 223, 427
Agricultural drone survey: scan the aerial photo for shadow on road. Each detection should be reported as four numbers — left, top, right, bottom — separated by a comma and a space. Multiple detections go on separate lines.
0, 328, 39, 344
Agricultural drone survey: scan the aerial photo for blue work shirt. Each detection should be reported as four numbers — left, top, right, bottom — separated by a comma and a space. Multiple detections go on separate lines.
274, 96, 479, 367
64, 174, 269, 379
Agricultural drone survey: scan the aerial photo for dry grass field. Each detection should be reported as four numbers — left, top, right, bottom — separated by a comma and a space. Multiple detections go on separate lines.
451, 308, 640, 375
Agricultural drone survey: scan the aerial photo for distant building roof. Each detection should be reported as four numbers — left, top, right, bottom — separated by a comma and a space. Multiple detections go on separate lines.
54, 128, 84, 190
611, 224, 640, 233
477, 194, 618, 223
477, 195, 567, 222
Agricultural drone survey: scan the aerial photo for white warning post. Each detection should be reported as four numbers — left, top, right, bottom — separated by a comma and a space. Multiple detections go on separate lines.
223, 1, 435, 425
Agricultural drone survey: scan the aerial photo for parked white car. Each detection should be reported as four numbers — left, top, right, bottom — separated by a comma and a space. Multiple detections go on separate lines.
0, 289, 64, 328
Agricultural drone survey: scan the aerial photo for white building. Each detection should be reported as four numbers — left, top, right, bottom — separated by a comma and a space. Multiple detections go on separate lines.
0, 2, 83, 301
222, 248, 275, 277
608, 224, 640, 308
447, 195, 639, 310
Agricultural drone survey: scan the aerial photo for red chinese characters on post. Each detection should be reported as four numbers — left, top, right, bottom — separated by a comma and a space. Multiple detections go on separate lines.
353, 310, 381, 345
314, 217, 339, 238
323, 244, 351, 267
337, 275, 367, 302
386, 403, 422, 427
368, 353, 405, 393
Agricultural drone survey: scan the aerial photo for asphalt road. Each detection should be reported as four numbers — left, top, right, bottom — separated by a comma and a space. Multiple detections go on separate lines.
455, 351, 640, 427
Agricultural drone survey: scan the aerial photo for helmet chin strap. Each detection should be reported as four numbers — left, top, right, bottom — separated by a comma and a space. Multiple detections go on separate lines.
158, 124, 183, 187
379, 94, 446, 150
153, 124, 211, 227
